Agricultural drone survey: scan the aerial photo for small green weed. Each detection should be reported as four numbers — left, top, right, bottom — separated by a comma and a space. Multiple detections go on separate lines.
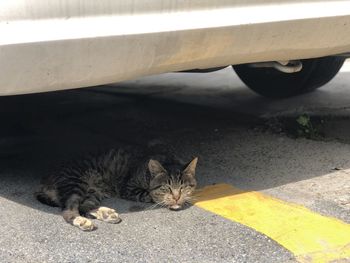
295, 114, 321, 139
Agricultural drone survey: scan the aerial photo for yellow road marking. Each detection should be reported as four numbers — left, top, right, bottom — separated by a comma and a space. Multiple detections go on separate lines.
194, 184, 350, 263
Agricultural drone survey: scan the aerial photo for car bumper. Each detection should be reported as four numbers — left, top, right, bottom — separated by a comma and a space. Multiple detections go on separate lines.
1, 1, 350, 95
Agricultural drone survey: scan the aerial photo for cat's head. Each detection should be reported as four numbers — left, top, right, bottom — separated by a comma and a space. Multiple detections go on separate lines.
148, 157, 198, 210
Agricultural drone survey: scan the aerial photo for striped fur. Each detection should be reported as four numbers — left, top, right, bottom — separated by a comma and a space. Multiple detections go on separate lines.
35, 147, 198, 231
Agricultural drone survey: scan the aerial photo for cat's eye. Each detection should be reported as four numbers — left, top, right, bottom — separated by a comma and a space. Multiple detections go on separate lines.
159, 185, 171, 192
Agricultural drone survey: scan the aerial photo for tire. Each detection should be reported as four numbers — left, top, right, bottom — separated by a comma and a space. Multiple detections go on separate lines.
233, 56, 345, 98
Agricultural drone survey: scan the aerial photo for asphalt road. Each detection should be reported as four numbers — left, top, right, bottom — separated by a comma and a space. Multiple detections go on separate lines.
1, 63, 350, 262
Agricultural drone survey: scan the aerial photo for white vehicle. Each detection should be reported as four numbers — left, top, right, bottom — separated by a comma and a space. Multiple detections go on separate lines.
1, 1, 350, 98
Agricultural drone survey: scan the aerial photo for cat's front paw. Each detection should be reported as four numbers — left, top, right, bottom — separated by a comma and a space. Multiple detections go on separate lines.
89, 207, 122, 224
72, 216, 97, 231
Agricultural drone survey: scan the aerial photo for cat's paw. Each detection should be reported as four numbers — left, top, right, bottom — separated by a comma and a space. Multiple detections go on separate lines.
73, 216, 97, 231
89, 207, 122, 224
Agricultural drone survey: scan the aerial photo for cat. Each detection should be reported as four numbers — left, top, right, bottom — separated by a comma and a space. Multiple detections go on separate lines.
35, 146, 198, 231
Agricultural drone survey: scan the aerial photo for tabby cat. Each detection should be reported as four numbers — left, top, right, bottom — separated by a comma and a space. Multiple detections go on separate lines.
35, 146, 198, 231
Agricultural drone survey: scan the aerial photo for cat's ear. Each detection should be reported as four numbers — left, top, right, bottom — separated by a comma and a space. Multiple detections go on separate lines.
182, 157, 198, 178
148, 159, 167, 177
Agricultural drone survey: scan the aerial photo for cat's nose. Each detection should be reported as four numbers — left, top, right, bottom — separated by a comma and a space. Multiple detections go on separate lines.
172, 190, 180, 201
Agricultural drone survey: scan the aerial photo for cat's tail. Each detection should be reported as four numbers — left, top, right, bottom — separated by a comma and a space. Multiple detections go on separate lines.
35, 187, 60, 207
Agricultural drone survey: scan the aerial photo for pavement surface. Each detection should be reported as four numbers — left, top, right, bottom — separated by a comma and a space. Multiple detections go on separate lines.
1, 62, 350, 262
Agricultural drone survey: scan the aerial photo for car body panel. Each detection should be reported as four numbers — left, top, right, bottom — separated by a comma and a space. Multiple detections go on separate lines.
1, 0, 350, 95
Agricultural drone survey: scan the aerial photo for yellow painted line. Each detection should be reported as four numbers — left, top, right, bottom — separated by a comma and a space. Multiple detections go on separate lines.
193, 184, 350, 263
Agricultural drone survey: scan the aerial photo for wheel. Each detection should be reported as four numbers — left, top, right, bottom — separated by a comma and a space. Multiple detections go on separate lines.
233, 56, 345, 98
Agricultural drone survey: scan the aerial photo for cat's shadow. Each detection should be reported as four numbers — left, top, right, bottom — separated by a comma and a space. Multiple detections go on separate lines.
31, 197, 193, 217
103, 197, 194, 214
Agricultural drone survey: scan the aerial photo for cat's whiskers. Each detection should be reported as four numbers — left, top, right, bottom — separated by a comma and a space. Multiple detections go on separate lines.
184, 195, 196, 202
145, 203, 159, 210
146, 200, 167, 210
